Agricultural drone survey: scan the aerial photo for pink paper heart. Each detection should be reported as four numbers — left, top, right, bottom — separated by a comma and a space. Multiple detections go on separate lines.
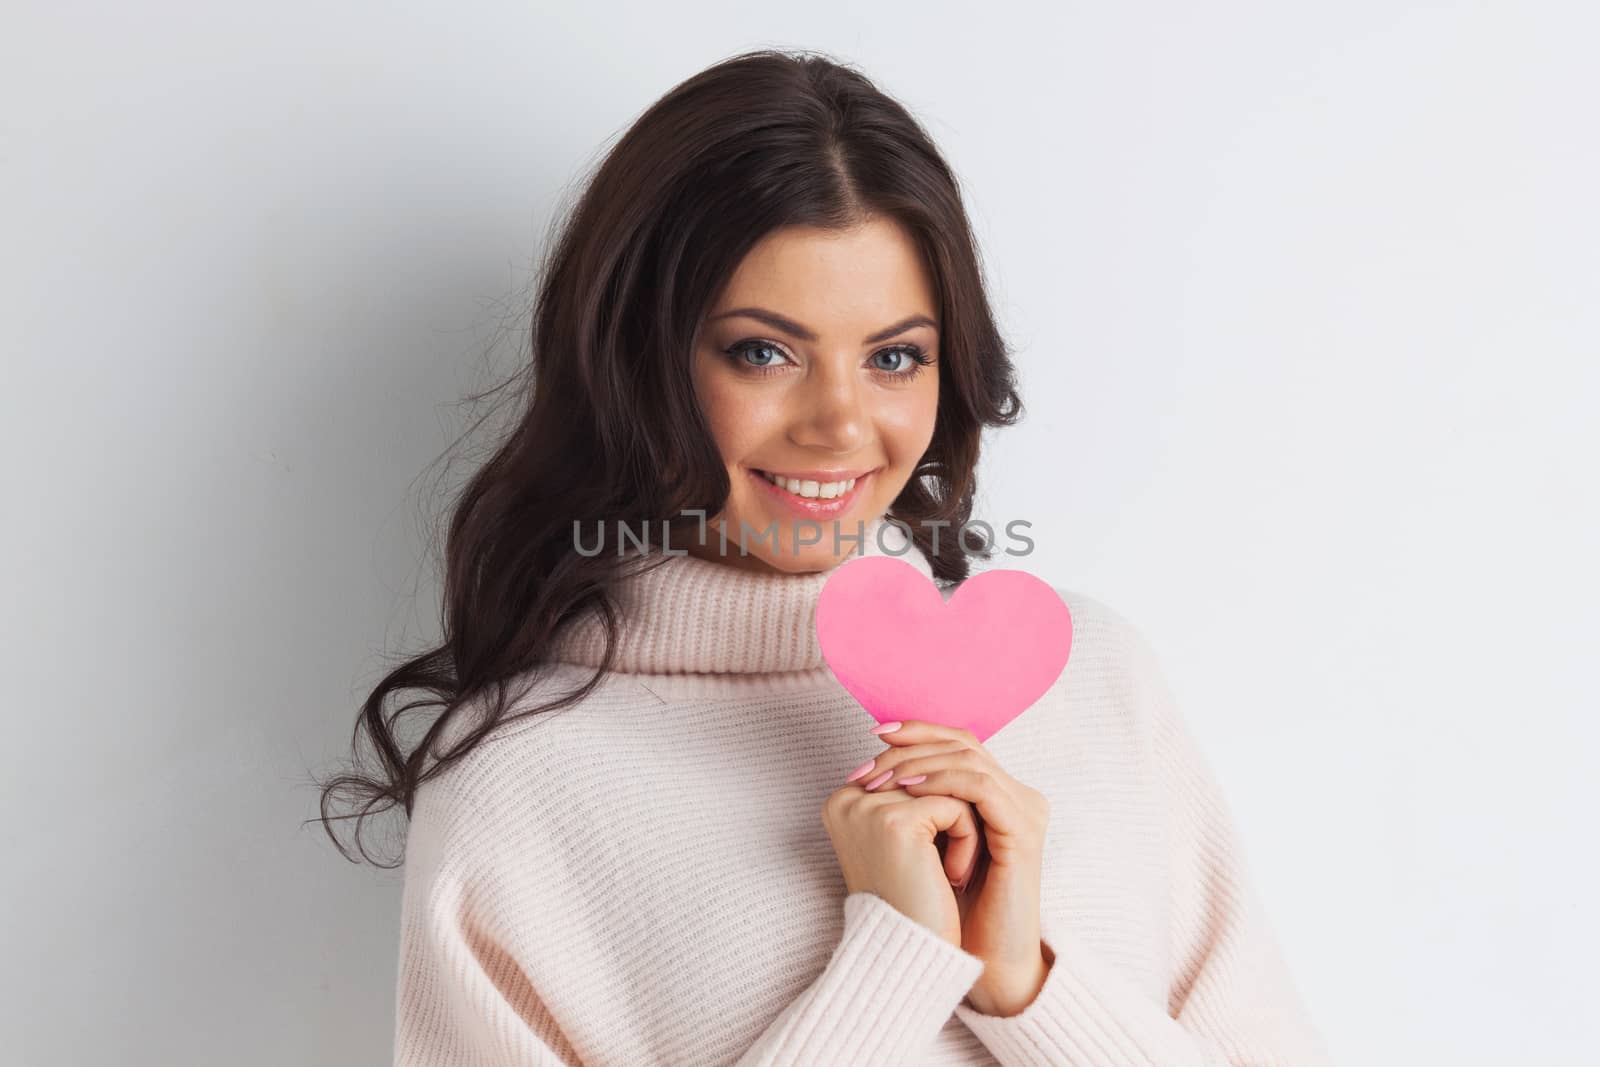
816, 555, 1073, 743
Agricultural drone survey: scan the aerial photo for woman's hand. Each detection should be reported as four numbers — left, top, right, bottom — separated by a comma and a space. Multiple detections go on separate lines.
851, 719, 1054, 1017
822, 765, 986, 951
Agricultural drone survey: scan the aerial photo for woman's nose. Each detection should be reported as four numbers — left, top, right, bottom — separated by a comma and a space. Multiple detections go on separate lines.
788, 360, 869, 453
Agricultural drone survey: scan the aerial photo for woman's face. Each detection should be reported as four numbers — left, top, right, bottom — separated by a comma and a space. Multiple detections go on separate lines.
689, 215, 941, 574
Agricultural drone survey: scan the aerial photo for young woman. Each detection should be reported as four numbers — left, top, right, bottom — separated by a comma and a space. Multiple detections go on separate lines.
320, 49, 1332, 1066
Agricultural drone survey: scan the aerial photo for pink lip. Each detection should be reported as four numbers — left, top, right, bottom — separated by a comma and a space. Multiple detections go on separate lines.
748, 467, 874, 520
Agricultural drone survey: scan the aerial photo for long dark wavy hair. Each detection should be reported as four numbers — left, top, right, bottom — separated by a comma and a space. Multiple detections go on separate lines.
312, 48, 1023, 867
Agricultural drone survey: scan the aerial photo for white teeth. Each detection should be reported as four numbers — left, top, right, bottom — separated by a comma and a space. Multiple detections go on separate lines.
760, 471, 858, 499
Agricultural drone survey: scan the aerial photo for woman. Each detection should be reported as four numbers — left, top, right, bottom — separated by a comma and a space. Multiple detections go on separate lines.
319, 48, 1333, 1066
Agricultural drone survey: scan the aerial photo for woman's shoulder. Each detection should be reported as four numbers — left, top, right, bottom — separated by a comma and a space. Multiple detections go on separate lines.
1048, 584, 1154, 653
412, 663, 658, 821
439, 660, 653, 742
1034, 584, 1195, 767
994, 579, 1178, 742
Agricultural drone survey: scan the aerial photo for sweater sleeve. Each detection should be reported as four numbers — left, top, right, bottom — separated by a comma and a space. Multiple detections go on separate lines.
950, 619, 1334, 1066
392, 778, 579, 1067
394, 776, 987, 1067
731, 891, 987, 1065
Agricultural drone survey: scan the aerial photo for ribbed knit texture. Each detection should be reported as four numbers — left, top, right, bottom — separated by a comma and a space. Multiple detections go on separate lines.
393, 517, 1333, 1066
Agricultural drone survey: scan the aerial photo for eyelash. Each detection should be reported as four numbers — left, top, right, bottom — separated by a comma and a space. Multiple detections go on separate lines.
722, 339, 935, 381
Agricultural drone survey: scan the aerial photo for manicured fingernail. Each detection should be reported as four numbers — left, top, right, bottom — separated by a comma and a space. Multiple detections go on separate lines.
864, 769, 894, 790
870, 721, 902, 735
844, 758, 876, 783
898, 774, 927, 785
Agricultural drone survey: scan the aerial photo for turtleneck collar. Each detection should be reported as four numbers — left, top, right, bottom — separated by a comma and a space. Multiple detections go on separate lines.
548, 516, 936, 678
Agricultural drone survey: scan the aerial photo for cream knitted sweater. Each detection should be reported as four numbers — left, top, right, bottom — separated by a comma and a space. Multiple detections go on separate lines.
392, 520, 1332, 1066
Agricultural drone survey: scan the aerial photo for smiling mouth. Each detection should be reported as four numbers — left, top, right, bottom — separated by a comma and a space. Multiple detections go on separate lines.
745, 467, 880, 518
753, 469, 865, 500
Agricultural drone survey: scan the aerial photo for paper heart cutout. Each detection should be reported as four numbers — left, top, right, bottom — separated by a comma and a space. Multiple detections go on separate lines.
816, 555, 1073, 743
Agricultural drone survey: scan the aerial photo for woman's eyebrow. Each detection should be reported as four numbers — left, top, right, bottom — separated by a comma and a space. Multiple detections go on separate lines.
708, 307, 937, 344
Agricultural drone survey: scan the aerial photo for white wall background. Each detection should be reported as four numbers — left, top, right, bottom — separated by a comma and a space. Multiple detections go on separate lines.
4, 2, 1595, 1064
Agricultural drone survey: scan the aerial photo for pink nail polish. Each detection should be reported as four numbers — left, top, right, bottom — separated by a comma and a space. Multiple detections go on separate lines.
863, 769, 894, 790
898, 774, 927, 785
870, 721, 902, 735
844, 758, 876, 783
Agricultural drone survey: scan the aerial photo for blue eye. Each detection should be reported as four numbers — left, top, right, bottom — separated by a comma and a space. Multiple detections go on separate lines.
721, 340, 794, 377
872, 345, 935, 379
737, 342, 786, 368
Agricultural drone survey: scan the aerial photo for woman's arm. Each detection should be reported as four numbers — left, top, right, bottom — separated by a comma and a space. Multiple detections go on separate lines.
393, 780, 986, 1067
949, 615, 1335, 1066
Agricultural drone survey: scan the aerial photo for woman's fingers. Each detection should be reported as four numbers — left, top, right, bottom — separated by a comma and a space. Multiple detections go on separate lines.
900, 766, 1029, 839
865, 789, 981, 883
853, 740, 967, 789
940, 804, 983, 886
953, 806, 986, 890
870, 720, 1001, 769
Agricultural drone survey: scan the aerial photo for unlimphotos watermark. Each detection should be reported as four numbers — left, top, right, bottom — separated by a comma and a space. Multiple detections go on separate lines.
571, 511, 1036, 558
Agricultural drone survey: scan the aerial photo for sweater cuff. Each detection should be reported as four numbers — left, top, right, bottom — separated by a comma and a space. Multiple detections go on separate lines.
831, 892, 987, 1045
953, 923, 1204, 1067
